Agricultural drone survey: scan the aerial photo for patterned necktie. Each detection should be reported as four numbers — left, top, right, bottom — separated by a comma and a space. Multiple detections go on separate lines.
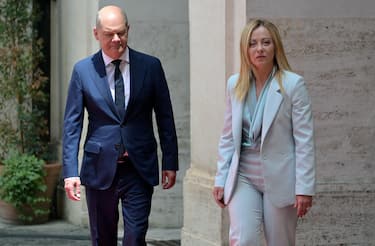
112, 59, 125, 115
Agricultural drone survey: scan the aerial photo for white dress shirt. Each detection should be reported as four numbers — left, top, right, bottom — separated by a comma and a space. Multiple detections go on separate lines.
102, 47, 130, 110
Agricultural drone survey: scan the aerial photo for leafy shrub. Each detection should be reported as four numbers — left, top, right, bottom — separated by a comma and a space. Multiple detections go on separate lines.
0, 150, 49, 222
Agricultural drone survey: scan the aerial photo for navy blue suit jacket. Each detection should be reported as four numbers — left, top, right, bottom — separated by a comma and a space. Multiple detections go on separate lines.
62, 48, 178, 189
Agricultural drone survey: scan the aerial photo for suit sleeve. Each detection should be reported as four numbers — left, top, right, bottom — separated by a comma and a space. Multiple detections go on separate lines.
62, 67, 84, 179
291, 77, 316, 196
215, 78, 236, 187
153, 59, 179, 171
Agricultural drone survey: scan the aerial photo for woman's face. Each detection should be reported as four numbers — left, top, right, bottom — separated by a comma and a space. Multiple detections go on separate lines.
248, 26, 275, 71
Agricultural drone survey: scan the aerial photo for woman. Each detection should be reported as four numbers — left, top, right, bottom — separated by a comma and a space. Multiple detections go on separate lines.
213, 19, 316, 246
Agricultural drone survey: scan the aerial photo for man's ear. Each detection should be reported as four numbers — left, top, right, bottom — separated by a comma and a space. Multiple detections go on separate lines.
93, 27, 99, 40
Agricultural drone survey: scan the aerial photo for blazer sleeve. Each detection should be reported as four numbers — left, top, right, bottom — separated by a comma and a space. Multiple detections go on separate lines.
291, 77, 316, 196
152, 59, 179, 171
215, 77, 236, 187
62, 67, 85, 179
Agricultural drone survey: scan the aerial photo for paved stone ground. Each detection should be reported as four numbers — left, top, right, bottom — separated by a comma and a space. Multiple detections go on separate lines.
0, 220, 180, 246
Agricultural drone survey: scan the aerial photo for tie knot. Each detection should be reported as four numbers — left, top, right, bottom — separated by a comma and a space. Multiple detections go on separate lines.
112, 59, 122, 68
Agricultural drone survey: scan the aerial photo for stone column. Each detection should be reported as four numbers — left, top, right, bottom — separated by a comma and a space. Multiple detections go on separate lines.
51, 0, 99, 226
182, 1, 246, 245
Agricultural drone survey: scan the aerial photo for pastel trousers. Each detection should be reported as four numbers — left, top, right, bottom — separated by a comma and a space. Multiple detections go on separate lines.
227, 174, 298, 246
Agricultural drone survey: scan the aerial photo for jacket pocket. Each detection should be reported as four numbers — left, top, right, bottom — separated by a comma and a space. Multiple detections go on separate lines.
81, 142, 102, 180
84, 141, 101, 154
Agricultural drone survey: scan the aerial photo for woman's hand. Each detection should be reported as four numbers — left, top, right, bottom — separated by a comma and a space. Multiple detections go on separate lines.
213, 186, 226, 208
294, 195, 313, 217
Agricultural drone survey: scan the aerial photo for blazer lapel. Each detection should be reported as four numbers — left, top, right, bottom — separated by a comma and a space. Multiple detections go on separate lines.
262, 79, 283, 143
125, 48, 146, 118
232, 95, 244, 153
91, 51, 120, 120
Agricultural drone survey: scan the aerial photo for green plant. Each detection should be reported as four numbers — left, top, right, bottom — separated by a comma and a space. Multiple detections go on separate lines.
0, 1, 59, 224
0, 0, 50, 161
0, 150, 49, 223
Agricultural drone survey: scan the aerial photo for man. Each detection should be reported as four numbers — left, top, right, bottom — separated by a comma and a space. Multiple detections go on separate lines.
62, 5, 178, 246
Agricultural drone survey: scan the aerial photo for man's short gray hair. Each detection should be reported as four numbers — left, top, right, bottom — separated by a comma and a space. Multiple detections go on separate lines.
96, 6, 128, 28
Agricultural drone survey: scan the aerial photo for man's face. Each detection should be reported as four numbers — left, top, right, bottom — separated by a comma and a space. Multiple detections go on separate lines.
94, 13, 128, 59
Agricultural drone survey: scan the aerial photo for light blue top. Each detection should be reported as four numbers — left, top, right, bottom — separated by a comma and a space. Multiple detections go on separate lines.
241, 68, 275, 148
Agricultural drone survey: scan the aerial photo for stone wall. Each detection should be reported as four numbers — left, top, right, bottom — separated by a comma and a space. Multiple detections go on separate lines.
246, 0, 375, 244
275, 17, 375, 245
183, 0, 375, 245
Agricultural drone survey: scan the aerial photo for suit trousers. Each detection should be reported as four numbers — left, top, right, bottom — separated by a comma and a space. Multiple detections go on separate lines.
85, 161, 154, 246
228, 174, 297, 246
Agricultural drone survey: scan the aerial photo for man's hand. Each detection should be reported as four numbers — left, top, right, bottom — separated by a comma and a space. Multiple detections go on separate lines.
294, 195, 312, 217
162, 170, 176, 189
213, 186, 226, 208
64, 177, 81, 201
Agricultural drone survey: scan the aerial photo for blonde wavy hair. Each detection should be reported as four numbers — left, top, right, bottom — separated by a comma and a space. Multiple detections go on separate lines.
234, 19, 291, 101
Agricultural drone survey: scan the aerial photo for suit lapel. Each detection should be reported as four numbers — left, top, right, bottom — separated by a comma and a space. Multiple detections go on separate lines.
126, 48, 146, 118
262, 78, 283, 143
232, 95, 244, 153
91, 51, 120, 120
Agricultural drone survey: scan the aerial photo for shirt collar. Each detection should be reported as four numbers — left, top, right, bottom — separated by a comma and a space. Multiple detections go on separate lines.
102, 47, 130, 67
